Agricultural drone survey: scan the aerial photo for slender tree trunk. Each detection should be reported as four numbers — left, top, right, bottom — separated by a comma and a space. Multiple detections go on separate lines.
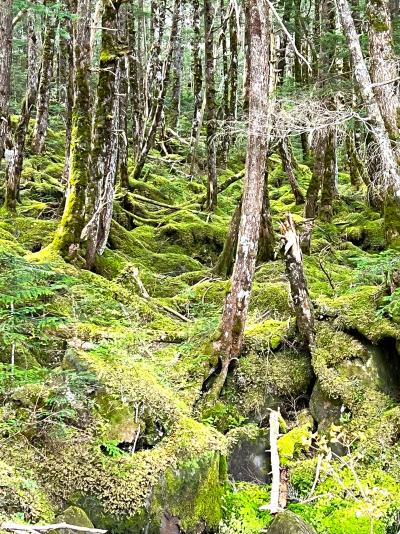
304, 130, 325, 219
0, 0, 12, 161
336, 0, 400, 242
204, 0, 218, 211
210, 0, 271, 399
32, 9, 56, 154
218, 0, 230, 168
131, 0, 181, 181
281, 213, 315, 350
62, 3, 74, 182
83, 0, 123, 269
258, 171, 275, 262
228, 5, 238, 123
279, 137, 305, 204
52, 0, 92, 259
4, 14, 39, 211
169, 0, 183, 130
188, 0, 203, 165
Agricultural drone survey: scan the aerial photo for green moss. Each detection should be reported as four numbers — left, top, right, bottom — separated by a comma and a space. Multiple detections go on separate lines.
278, 411, 313, 465
245, 319, 293, 351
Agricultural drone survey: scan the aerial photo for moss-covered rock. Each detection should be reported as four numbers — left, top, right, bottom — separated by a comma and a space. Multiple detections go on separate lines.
267, 510, 317, 534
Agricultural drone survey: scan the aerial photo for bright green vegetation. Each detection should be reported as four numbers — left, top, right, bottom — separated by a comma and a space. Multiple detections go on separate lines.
1, 133, 400, 533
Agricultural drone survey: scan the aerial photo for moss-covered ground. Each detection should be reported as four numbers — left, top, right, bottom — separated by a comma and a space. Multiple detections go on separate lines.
1, 130, 400, 533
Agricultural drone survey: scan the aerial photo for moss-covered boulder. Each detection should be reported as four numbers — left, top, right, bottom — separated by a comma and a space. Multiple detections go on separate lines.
267, 510, 317, 534
55, 506, 93, 534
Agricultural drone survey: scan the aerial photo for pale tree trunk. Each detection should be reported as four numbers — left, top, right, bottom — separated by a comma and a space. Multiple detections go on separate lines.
4, 13, 39, 211
218, 0, 229, 168
281, 213, 315, 350
228, 4, 239, 123
0, 0, 12, 161
131, 0, 181, 181
188, 0, 203, 165
118, 5, 129, 190
169, 0, 183, 130
204, 0, 218, 211
62, 0, 74, 182
32, 8, 56, 154
366, 0, 400, 142
83, 0, 123, 269
336, 0, 400, 243
52, 0, 92, 259
210, 0, 271, 399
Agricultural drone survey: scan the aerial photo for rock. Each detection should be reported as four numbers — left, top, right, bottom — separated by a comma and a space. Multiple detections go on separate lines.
160, 513, 180, 534
228, 428, 270, 483
267, 510, 317, 534
309, 380, 342, 433
55, 506, 94, 534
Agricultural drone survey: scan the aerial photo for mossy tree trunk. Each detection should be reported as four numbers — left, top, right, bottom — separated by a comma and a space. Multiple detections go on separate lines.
0, 0, 12, 161
281, 213, 315, 350
319, 127, 338, 221
83, 0, 124, 269
204, 0, 218, 211
52, 0, 92, 259
304, 129, 325, 219
62, 1, 74, 182
218, 0, 230, 168
211, 0, 271, 399
32, 7, 56, 155
279, 137, 305, 205
4, 13, 39, 212
346, 129, 364, 189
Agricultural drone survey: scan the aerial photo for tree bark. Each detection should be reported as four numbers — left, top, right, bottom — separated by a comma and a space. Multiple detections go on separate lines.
279, 137, 305, 204
204, 0, 218, 211
32, 8, 56, 154
258, 171, 275, 262
213, 198, 242, 278
4, 13, 39, 212
0, 0, 12, 161
210, 0, 271, 399
281, 213, 315, 350
52, 0, 92, 259
188, 0, 203, 162
336, 0, 400, 243
319, 127, 338, 221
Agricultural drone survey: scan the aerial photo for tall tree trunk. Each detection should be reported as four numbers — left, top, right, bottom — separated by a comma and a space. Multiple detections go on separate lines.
62, 2, 74, 182
83, 0, 123, 269
188, 0, 203, 165
204, 0, 218, 211
366, 0, 400, 142
4, 14, 39, 212
228, 4, 239, 123
52, 0, 92, 259
210, 0, 271, 399
169, 0, 183, 130
32, 9, 56, 154
131, 0, 181, 181
0, 0, 12, 161
336, 0, 400, 242
258, 171, 276, 262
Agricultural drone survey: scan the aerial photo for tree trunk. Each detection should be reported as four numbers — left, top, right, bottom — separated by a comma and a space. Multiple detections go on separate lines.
188, 0, 203, 163
62, 3, 74, 182
228, 4, 239, 123
210, 0, 271, 399
83, 0, 123, 269
319, 127, 338, 221
366, 0, 400, 143
32, 9, 56, 154
279, 137, 305, 204
52, 0, 92, 259
281, 213, 315, 350
336, 0, 400, 243
4, 13, 39, 212
213, 198, 242, 278
258, 171, 275, 262
169, 0, 183, 130
304, 129, 326, 219
0, 0, 12, 161
204, 0, 218, 211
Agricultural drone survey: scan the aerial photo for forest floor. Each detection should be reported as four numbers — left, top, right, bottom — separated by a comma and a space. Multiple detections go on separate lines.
1, 128, 400, 534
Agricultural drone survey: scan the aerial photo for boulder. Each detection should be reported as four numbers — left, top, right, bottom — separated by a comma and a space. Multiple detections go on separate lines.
267, 510, 317, 534
55, 506, 93, 534
228, 428, 270, 483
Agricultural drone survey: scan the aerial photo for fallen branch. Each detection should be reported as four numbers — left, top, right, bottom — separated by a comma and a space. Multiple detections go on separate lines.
166, 127, 190, 146
2, 523, 107, 534
260, 409, 281, 514
218, 169, 246, 193
131, 193, 200, 214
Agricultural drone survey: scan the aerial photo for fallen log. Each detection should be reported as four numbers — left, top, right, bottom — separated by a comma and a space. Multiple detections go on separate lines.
2, 522, 107, 534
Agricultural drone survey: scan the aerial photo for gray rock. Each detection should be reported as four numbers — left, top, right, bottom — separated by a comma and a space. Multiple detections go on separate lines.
55, 506, 94, 534
267, 510, 317, 534
228, 428, 270, 484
